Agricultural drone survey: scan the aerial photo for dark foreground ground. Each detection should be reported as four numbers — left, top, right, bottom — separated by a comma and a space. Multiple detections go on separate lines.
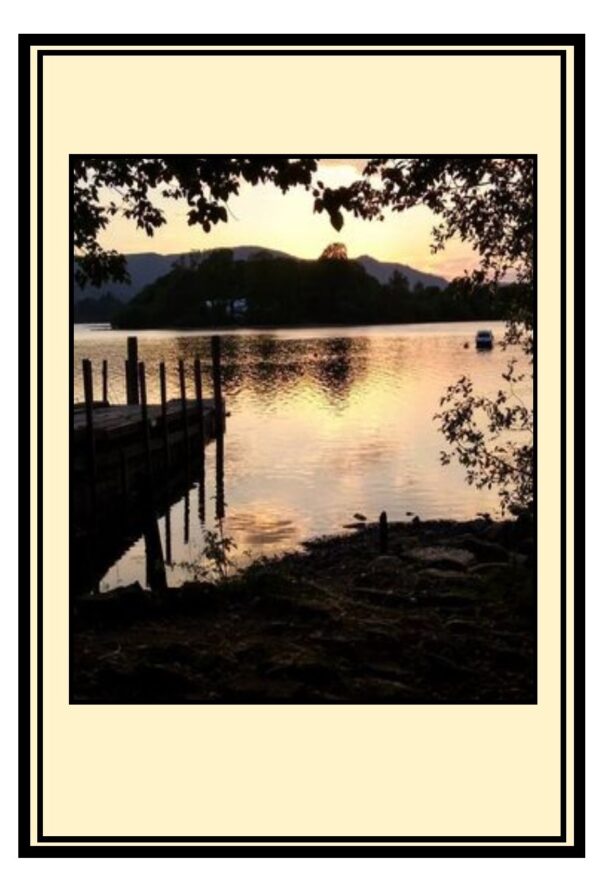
72, 517, 536, 703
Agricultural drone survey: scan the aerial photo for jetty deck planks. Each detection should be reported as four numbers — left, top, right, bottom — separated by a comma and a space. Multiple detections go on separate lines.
73, 398, 217, 441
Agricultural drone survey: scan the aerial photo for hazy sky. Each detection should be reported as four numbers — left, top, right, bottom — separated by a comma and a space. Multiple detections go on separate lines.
98, 159, 478, 280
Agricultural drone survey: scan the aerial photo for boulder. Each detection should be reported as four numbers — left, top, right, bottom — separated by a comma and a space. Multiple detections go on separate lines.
367, 554, 405, 574
454, 534, 510, 563
417, 567, 474, 585
405, 545, 476, 571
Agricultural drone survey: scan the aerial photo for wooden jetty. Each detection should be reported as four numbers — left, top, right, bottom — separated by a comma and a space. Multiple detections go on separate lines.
72, 399, 220, 512
72, 336, 226, 592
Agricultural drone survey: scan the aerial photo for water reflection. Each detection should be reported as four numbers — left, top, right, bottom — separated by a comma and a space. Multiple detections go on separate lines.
73, 322, 526, 592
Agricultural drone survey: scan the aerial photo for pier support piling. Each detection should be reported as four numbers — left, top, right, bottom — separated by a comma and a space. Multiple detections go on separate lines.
82, 358, 97, 512
178, 359, 190, 465
102, 359, 108, 404
126, 336, 139, 405
159, 361, 170, 473
211, 336, 223, 435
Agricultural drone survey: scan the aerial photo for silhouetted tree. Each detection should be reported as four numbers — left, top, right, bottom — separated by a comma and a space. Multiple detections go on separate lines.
314, 158, 534, 513
73, 157, 318, 288
313, 158, 533, 289
76, 156, 535, 512
319, 242, 348, 261
316, 158, 535, 513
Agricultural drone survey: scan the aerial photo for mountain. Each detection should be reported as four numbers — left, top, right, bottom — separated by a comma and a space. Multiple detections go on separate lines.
356, 255, 448, 290
73, 246, 448, 305
74, 253, 180, 303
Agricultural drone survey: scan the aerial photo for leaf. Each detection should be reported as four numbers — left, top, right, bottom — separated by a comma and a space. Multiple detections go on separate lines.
330, 211, 344, 232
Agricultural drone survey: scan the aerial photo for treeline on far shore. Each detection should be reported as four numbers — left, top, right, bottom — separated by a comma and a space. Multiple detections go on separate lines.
74, 249, 528, 328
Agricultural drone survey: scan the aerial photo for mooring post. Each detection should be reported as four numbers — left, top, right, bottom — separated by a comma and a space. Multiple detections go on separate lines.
379, 511, 388, 554
211, 335, 223, 436
193, 355, 206, 440
138, 361, 152, 477
138, 364, 167, 591
126, 336, 139, 405
211, 336, 225, 519
82, 358, 97, 515
159, 361, 170, 473
102, 359, 108, 405
193, 355, 203, 407
124, 358, 130, 403
178, 358, 190, 463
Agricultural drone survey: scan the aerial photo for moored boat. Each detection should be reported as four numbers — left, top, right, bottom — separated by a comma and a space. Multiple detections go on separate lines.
475, 329, 494, 350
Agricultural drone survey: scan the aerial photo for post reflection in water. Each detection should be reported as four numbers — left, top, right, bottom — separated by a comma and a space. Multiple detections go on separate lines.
215, 431, 225, 522
198, 461, 206, 526
183, 485, 190, 545
73, 323, 525, 593
165, 503, 173, 566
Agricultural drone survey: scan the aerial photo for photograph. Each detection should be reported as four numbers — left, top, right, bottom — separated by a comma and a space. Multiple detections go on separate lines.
70, 155, 536, 705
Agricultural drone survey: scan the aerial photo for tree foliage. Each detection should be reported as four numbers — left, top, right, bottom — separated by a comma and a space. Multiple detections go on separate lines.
319, 242, 348, 261
111, 249, 520, 330
313, 158, 534, 286
436, 367, 534, 514
73, 157, 318, 288
314, 158, 535, 514
73, 156, 535, 514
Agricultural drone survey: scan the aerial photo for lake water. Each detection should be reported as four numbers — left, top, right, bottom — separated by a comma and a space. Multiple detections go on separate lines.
74, 322, 522, 591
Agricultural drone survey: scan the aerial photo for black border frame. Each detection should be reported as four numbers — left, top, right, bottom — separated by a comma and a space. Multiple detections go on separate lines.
18, 34, 585, 858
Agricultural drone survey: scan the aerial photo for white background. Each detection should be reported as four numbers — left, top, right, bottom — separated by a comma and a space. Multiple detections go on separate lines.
0, 2, 594, 869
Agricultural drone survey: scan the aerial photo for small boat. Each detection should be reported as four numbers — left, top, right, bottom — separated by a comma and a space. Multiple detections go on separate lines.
475, 329, 494, 350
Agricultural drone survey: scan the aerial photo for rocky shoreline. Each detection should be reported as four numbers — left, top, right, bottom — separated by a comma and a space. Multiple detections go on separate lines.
72, 516, 536, 703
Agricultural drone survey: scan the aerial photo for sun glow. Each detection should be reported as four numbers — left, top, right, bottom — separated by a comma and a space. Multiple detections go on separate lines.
97, 159, 479, 280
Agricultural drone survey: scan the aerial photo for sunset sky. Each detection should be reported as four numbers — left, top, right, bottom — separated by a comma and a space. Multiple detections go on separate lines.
98, 158, 478, 280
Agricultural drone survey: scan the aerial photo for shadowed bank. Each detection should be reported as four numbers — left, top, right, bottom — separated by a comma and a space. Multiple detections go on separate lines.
71, 516, 535, 704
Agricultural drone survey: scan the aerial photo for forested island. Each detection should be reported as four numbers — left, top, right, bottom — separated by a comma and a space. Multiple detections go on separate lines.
75, 246, 523, 328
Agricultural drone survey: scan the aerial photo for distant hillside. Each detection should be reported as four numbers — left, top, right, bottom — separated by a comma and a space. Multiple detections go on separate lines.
357, 255, 448, 290
73, 246, 448, 305
110, 247, 513, 330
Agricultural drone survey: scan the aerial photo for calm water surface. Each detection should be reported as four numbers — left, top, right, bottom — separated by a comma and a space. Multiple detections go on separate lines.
74, 322, 521, 590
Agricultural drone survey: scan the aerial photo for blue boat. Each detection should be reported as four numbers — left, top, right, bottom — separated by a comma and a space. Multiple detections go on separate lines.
475, 329, 494, 350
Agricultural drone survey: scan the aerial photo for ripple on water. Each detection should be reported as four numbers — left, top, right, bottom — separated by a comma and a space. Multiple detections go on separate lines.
74, 322, 528, 589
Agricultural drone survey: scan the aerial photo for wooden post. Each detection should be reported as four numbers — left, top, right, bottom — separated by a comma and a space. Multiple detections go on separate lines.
193, 355, 206, 445
379, 511, 388, 554
194, 356, 203, 407
138, 361, 151, 476
138, 365, 166, 591
102, 359, 108, 404
211, 335, 223, 435
126, 336, 139, 404
178, 358, 190, 462
82, 358, 97, 515
159, 361, 170, 472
